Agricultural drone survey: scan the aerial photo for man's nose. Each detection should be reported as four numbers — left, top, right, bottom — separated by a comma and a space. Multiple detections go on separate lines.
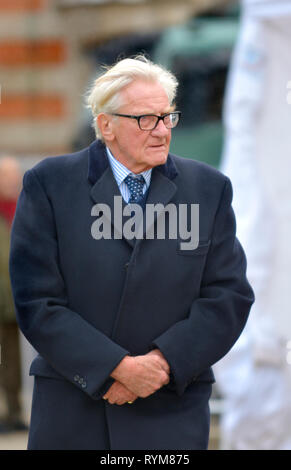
151, 119, 169, 136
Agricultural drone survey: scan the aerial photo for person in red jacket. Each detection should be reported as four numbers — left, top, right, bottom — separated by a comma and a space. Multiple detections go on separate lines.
0, 156, 25, 433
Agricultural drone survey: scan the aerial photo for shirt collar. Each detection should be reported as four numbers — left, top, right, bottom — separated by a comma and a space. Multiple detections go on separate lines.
106, 146, 152, 189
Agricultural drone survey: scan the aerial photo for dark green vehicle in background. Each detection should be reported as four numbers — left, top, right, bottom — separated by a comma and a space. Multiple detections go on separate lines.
74, 4, 240, 172
153, 6, 239, 169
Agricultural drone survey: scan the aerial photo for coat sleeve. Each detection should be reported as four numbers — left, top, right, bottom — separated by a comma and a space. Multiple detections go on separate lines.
9, 168, 128, 400
152, 177, 254, 395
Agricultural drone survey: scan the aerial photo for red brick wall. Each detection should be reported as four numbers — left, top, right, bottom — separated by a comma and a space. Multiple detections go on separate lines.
0, 40, 66, 66
0, 0, 75, 157
0, 94, 65, 119
0, 0, 46, 11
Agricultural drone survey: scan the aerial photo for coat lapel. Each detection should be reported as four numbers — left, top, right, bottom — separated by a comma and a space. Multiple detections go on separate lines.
87, 139, 179, 247
88, 140, 134, 247
138, 168, 177, 241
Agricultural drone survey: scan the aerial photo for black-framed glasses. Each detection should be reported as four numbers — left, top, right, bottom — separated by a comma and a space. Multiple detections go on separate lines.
110, 111, 181, 131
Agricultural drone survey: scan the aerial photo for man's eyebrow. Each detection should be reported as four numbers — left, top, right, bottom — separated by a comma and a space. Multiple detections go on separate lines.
137, 106, 176, 116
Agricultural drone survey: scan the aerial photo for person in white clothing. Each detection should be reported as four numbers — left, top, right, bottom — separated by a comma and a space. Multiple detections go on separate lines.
214, 0, 291, 450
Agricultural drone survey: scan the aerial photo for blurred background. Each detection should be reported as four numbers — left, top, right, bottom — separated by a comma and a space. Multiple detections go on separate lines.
1, 0, 291, 450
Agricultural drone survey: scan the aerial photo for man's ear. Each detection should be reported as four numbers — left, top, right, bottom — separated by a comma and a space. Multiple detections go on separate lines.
96, 113, 115, 141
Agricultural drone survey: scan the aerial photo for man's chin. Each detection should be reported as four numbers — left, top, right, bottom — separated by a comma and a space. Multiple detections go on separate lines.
148, 151, 168, 167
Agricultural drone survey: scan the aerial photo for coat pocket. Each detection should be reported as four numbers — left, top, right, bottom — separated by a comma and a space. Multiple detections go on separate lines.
176, 240, 211, 256
29, 355, 64, 380
191, 367, 216, 384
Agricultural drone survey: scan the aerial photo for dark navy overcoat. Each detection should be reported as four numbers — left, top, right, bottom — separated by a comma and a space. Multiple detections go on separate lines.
9, 140, 254, 449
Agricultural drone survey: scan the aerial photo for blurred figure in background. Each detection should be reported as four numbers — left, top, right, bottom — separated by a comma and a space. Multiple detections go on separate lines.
0, 156, 25, 433
214, 0, 291, 450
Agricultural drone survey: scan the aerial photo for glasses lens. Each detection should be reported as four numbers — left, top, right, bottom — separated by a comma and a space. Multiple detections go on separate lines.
164, 113, 180, 129
139, 115, 158, 130
139, 113, 180, 130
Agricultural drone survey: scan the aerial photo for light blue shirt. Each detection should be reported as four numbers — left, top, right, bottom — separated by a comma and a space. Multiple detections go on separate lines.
106, 147, 152, 203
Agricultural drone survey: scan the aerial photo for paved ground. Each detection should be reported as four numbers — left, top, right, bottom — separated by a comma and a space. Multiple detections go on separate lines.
0, 431, 28, 450
0, 388, 29, 450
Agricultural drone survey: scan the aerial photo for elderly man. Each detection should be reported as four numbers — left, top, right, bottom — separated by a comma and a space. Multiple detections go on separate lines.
9, 56, 254, 450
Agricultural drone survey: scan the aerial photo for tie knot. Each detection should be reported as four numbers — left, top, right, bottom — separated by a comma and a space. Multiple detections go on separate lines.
124, 174, 145, 203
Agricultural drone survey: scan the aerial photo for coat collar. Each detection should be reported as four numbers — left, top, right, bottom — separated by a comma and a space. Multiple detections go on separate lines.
87, 139, 178, 185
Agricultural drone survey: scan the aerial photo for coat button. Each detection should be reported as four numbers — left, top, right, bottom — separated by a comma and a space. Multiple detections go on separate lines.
125, 262, 130, 269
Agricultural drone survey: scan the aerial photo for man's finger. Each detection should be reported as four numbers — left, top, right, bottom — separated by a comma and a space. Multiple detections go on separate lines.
148, 349, 170, 370
158, 360, 170, 374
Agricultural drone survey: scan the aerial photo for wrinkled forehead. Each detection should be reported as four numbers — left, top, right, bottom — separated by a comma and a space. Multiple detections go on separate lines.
118, 79, 171, 113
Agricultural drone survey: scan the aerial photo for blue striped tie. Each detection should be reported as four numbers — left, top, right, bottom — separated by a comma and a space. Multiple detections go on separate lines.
124, 174, 145, 204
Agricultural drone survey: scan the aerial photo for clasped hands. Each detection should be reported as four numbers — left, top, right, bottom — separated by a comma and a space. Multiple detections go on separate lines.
102, 349, 170, 406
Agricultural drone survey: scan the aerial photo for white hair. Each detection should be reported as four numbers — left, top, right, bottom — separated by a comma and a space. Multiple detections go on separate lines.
86, 55, 179, 140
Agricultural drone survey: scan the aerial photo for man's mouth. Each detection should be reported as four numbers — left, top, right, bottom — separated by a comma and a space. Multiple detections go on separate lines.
149, 143, 166, 148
